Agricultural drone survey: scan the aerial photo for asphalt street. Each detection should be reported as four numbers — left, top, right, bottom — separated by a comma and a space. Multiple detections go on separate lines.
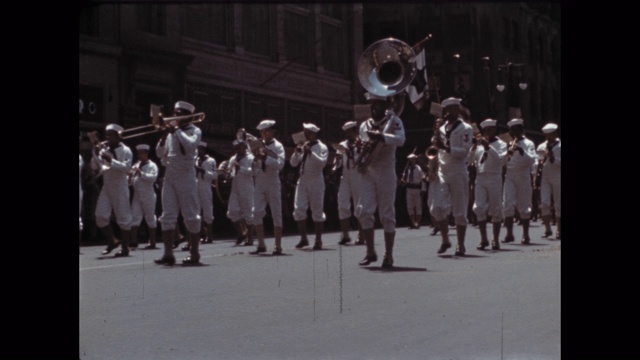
79, 221, 560, 360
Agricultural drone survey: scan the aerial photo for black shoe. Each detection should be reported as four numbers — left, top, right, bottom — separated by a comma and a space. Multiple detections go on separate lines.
154, 255, 176, 266
491, 240, 500, 250
381, 256, 394, 268
476, 241, 489, 250
144, 244, 157, 250
244, 239, 254, 246
555, 232, 561, 240
312, 241, 322, 250
295, 238, 309, 249
437, 242, 451, 254
454, 245, 466, 256
542, 230, 553, 238
338, 237, 351, 245
430, 228, 440, 236
182, 255, 201, 266
102, 243, 119, 255
272, 248, 283, 255
408, 225, 416, 229
114, 249, 129, 257
359, 254, 378, 266
236, 235, 247, 245
502, 235, 515, 243
354, 238, 365, 245
250, 246, 267, 255
181, 244, 190, 251
521, 237, 530, 245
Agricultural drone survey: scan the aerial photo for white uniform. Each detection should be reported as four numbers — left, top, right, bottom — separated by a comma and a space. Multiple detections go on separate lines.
227, 152, 255, 223
92, 143, 133, 230
336, 139, 362, 220
156, 125, 202, 233
196, 155, 217, 225
355, 114, 406, 232
537, 139, 561, 217
252, 139, 285, 226
468, 138, 507, 222
79, 155, 83, 231
290, 140, 328, 222
431, 118, 474, 225
130, 159, 159, 229
402, 164, 426, 216
502, 137, 536, 219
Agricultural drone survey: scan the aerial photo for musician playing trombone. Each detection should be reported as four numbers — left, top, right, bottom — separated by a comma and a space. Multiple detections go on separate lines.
431, 97, 474, 256
467, 119, 507, 250
537, 123, 561, 240
91, 124, 134, 257
355, 92, 406, 268
502, 118, 536, 245
154, 101, 203, 266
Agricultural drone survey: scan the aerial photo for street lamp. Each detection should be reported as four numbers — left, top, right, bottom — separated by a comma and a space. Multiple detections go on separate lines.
482, 57, 528, 122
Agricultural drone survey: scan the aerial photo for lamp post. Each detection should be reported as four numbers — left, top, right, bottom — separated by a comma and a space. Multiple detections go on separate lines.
495, 59, 527, 120
453, 53, 466, 102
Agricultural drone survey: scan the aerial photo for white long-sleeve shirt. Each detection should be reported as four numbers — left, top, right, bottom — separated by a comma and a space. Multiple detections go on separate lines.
537, 139, 561, 177
359, 113, 406, 171
131, 160, 158, 195
156, 125, 201, 169
438, 118, 474, 173
91, 142, 132, 185
467, 137, 507, 175
290, 140, 328, 177
229, 152, 255, 179
254, 138, 285, 179
506, 136, 536, 171
196, 155, 217, 184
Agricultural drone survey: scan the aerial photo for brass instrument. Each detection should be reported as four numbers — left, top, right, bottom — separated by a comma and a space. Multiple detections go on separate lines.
425, 117, 444, 160
507, 137, 520, 161
355, 37, 417, 172
120, 112, 206, 140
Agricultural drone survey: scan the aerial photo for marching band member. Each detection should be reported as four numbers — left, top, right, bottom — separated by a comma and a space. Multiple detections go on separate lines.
91, 124, 133, 257
227, 139, 255, 246
355, 93, 406, 268
155, 101, 202, 266
468, 119, 507, 250
502, 118, 536, 244
538, 123, 561, 240
195, 142, 217, 244
431, 97, 474, 256
129, 144, 159, 249
290, 123, 328, 250
334, 121, 363, 245
400, 154, 426, 229
251, 120, 285, 255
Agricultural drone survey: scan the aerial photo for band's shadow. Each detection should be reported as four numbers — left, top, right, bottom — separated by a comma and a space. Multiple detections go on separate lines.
255, 253, 293, 257
438, 254, 487, 259
298, 248, 337, 252
363, 266, 427, 272
95, 256, 118, 260
508, 242, 547, 247
481, 248, 521, 253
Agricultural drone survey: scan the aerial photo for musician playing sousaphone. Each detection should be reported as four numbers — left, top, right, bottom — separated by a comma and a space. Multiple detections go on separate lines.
467, 119, 507, 250
91, 124, 134, 257
355, 92, 406, 268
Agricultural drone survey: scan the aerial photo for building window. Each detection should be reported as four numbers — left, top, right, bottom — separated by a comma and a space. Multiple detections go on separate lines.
284, 10, 312, 66
137, 4, 166, 36
183, 4, 227, 46
79, 5, 99, 37
503, 17, 511, 49
242, 4, 271, 56
512, 21, 520, 52
321, 22, 344, 74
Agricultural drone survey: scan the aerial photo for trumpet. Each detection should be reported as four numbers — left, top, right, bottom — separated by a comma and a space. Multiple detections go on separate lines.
425, 117, 444, 160
507, 137, 520, 161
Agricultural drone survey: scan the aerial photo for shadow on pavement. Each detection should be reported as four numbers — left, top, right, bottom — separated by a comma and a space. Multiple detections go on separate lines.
437, 254, 487, 259
255, 253, 293, 257
297, 248, 337, 252
508, 242, 547, 247
363, 266, 427, 272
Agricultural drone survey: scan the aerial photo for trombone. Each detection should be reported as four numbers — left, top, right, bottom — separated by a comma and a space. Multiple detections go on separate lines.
119, 112, 206, 140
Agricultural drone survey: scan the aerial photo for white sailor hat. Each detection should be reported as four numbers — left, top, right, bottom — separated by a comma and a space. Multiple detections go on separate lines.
342, 121, 358, 131
407, 154, 418, 159
442, 97, 462, 108
480, 119, 497, 128
303, 123, 320, 133
105, 123, 124, 133
199, 141, 207, 147
257, 119, 276, 131
508, 118, 524, 127
136, 144, 150, 151
542, 123, 558, 133
174, 101, 195, 114
232, 139, 246, 147
364, 92, 387, 101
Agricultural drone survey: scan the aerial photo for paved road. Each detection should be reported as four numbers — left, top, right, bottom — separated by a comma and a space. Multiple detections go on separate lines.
80, 221, 560, 360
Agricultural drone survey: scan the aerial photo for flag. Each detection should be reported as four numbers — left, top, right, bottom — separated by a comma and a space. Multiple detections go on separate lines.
406, 45, 429, 110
